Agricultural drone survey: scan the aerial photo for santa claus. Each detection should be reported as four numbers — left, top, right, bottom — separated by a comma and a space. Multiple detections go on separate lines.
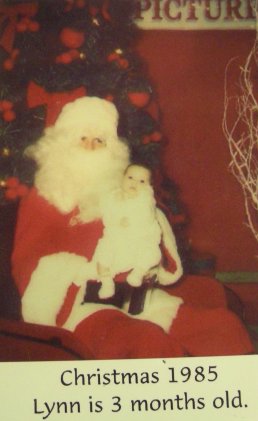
11, 96, 253, 358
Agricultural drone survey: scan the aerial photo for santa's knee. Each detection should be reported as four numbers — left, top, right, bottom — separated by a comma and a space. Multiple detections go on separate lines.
168, 304, 254, 356
74, 309, 183, 359
118, 318, 183, 359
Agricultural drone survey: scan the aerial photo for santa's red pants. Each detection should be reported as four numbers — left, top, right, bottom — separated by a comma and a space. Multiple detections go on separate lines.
74, 303, 254, 359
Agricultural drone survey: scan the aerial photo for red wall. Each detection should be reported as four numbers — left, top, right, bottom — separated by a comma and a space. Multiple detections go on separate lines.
136, 30, 258, 271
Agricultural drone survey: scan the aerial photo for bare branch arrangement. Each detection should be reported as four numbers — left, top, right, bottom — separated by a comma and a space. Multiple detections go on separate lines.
223, 8, 258, 243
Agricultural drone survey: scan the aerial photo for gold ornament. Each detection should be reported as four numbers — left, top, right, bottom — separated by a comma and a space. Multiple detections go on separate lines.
79, 52, 86, 60
115, 48, 123, 55
92, 18, 100, 26
0, 179, 6, 188
2, 147, 11, 157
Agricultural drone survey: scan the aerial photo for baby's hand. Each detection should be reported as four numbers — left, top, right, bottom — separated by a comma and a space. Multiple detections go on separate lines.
120, 217, 129, 227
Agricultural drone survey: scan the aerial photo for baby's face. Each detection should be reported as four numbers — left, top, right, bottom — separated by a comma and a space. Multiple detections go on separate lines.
122, 166, 151, 196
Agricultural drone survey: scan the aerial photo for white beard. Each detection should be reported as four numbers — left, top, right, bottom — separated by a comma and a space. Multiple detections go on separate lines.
26, 127, 130, 221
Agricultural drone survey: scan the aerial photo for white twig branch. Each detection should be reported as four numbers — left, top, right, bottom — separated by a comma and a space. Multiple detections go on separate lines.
223, 3, 258, 243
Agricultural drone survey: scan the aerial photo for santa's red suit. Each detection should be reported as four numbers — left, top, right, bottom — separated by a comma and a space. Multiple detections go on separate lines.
11, 186, 254, 358
11, 96, 253, 358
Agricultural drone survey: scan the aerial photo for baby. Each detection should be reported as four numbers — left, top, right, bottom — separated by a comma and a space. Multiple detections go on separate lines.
81, 164, 162, 299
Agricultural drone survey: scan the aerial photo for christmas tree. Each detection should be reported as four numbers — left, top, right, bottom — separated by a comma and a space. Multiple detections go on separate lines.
0, 0, 165, 197
0, 0, 193, 318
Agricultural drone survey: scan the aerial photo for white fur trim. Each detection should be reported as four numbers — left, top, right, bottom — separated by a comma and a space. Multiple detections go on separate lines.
21, 252, 91, 326
133, 288, 183, 333
158, 266, 182, 285
156, 208, 183, 285
55, 97, 119, 140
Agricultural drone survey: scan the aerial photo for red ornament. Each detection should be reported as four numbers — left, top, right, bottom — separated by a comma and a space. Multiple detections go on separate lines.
60, 28, 85, 49
69, 49, 80, 59
56, 49, 81, 64
119, 58, 129, 69
142, 135, 150, 145
127, 92, 151, 108
151, 131, 162, 142
65, 0, 86, 12
11, 49, 20, 59
107, 51, 129, 69
3, 59, 14, 71
5, 189, 18, 200
28, 21, 40, 32
3, 110, 16, 122
3, 49, 20, 71
0, 100, 16, 121
105, 94, 114, 102
1, 100, 13, 111
6, 177, 20, 189
61, 52, 73, 64
4, 177, 30, 200
16, 21, 28, 32
142, 131, 162, 145
107, 52, 118, 62
16, 17, 39, 33
89, 0, 111, 21
17, 184, 30, 197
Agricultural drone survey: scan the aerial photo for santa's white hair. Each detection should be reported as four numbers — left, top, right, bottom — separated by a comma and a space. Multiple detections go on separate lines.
26, 97, 130, 221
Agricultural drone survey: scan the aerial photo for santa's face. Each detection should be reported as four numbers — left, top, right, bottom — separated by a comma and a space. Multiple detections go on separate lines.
80, 135, 106, 150
122, 165, 151, 197
30, 125, 130, 218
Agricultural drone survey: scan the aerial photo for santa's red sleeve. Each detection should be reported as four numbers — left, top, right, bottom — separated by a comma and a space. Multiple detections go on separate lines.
11, 187, 103, 296
11, 188, 254, 358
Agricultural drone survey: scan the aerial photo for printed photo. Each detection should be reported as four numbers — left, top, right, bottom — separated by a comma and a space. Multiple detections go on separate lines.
0, 0, 257, 361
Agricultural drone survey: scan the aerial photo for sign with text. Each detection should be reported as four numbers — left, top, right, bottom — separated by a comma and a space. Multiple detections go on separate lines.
0, 355, 257, 420
135, 0, 257, 30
